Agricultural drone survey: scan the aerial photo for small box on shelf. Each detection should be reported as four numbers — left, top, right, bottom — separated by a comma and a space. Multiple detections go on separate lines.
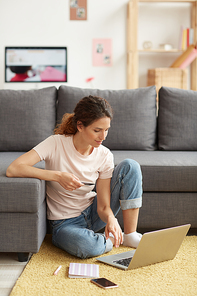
147, 68, 188, 102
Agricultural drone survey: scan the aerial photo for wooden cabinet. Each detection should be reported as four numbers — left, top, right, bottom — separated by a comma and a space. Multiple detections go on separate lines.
127, 0, 197, 90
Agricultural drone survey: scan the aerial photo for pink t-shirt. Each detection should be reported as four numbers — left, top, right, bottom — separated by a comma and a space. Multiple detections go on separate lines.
33, 135, 114, 220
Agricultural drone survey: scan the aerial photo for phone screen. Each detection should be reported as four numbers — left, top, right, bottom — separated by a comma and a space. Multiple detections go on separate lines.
91, 278, 118, 289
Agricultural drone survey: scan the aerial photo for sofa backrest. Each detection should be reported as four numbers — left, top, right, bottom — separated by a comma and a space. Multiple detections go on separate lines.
1, 85, 196, 152
2, 84, 196, 153
0, 87, 57, 152
158, 87, 197, 151
57, 85, 157, 150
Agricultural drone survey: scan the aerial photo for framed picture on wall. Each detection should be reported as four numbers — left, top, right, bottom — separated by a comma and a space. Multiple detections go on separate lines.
70, 0, 87, 20
5, 47, 67, 83
92, 39, 112, 67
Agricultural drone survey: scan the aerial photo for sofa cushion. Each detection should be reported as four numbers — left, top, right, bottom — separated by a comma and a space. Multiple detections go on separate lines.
0, 87, 57, 152
117, 192, 197, 230
112, 150, 197, 192
57, 85, 157, 150
0, 152, 46, 212
158, 87, 197, 150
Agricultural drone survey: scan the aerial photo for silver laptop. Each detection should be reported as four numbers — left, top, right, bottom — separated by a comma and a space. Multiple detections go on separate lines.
96, 224, 191, 270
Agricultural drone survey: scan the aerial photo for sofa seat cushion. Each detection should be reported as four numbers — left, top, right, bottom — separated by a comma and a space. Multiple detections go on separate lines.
0, 87, 57, 152
0, 152, 46, 213
112, 150, 197, 192
57, 85, 157, 151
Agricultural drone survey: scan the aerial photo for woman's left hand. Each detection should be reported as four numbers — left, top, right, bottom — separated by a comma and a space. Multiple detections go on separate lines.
105, 215, 123, 248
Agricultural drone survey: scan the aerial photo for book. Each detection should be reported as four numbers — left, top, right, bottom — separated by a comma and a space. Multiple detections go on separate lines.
178, 26, 184, 50
182, 29, 187, 50
187, 28, 190, 48
68, 263, 99, 278
179, 27, 194, 50
189, 28, 194, 46
170, 44, 195, 68
179, 48, 197, 69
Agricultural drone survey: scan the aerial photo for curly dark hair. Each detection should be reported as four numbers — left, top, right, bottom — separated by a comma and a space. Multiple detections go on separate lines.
54, 95, 113, 136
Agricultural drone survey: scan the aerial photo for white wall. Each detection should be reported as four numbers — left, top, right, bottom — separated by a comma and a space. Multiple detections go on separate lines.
0, 0, 128, 90
0, 0, 191, 90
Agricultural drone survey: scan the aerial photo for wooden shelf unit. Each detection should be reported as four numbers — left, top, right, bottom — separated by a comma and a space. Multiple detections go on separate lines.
138, 49, 183, 53
127, 0, 197, 90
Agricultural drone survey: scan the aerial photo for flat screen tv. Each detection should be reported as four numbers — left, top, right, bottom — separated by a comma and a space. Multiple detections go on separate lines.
5, 47, 67, 83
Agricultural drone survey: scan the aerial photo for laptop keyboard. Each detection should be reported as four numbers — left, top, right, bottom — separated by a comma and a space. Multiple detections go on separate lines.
113, 256, 133, 267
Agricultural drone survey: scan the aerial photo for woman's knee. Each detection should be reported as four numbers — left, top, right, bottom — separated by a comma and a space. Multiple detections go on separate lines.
74, 233, 107, 259
119, 158, 142, 179
116, 159, 143, 207
53, 228, 106, 259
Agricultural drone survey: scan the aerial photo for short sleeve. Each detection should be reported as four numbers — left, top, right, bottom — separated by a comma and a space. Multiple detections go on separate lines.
33, 136, 56, 161
98, 150, 114, 179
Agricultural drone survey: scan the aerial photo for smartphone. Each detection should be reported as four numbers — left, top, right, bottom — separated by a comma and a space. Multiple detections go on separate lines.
90, 278, 118, 289
82, 182, 95, 186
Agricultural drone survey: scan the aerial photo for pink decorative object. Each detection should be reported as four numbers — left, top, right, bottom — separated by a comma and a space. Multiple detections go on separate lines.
85, 76, 95, 88
179, 48, 197, 69
92, 39, 112, 67
85, 77, 95, 83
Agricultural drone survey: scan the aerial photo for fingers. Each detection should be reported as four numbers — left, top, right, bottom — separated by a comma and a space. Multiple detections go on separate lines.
120, 231, 124, 245
72, 178, 83, 189
68, 179, 83, 191
113, 230, 123, 248
58, 173, 83, 191
105, 218, 123, 248
59, 172, 94, 191
105, 228, 109, 240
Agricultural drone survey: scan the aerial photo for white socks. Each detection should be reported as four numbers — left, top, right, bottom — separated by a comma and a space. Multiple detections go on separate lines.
108, 231, 142, 248
123, 231, 142, 248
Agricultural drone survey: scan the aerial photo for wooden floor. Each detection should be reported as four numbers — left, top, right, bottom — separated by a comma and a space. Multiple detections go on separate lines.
0, 253, 27, 296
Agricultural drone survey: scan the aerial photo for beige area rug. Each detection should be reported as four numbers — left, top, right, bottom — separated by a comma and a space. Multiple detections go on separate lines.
10, 234, 197, 296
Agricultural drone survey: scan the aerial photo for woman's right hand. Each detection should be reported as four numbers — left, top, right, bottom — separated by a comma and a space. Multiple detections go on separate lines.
6, 149, 83, 191
56, 172, 83, 191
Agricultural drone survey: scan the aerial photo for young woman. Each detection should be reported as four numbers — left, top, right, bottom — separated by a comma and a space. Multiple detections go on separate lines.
6, 95, 143, 259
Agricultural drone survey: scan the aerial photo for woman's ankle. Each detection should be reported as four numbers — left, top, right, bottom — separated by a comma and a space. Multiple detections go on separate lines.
123, 231, 142, 248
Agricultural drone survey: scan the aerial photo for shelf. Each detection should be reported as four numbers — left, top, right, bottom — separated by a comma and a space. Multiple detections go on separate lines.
127, 0, 197, 90
138, 49, 183, 53
139, 0, 196, 2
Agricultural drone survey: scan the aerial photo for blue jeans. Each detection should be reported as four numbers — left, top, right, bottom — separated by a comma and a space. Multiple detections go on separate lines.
49, 159, 143, 259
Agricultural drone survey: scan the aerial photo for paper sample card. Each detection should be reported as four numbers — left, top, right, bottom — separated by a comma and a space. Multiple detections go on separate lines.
68, 263, 99, 278
70, 0, 87, 20
92, 39, 112, 67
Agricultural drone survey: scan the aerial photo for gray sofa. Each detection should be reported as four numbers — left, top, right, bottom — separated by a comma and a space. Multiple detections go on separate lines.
0, 85, 196, 261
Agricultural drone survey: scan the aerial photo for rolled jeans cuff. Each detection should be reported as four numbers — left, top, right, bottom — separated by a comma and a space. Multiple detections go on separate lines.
120, 196, 142, 210
104, 237, 113, 254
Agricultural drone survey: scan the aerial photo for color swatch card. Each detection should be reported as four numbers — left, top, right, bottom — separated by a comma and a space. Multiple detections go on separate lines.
68, 263, 99, 278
